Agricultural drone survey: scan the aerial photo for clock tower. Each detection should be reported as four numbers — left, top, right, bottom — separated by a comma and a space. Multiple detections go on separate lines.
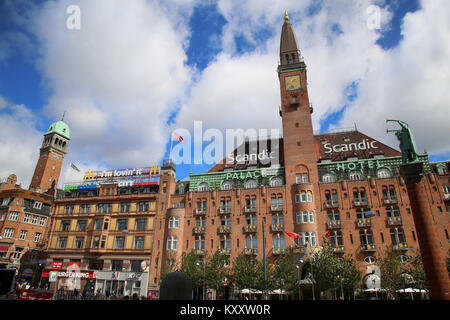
29, 118, 70, 194
278, 11, 320, 240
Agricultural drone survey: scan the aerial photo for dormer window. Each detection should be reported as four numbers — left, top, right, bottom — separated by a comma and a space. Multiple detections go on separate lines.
33, 201, 43, 209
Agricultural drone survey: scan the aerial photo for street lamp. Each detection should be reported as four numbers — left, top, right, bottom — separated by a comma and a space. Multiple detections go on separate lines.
295, 265, 301, 300
196, 260, 206, 300
299, 258, 315, 300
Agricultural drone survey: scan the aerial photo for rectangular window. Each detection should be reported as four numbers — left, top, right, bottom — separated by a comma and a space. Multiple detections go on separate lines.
34, 233, 42, 243
111, 260, 123, 271
120, 202, 131, 213
64, 204, 74, 214
58, 237, 67, 249
130, 260, 143, 272
19, 230, 27, 240
117, 219, 128, 231
115, 236, 125, 249
12, 247, 23, 259
136, 218, 147, 231
139, 201, 149, 212
61, 220, 71, 231
80, 204, 91, 214
135, 236, 145, 249
75, 237, 84, 249
3, 228, 14, 238
77, 220, 87, 231
32, 216, 38, 224
23, 214, 31, 223
9, 212, 19, 221
95, 218, 103, 230
39, 217, 46, 226
34, 201, 43, 209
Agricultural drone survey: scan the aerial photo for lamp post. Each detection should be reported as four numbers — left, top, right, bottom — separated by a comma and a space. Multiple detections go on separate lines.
196, 260, 206, 300
295, 264, 301, 300
262, 217, 268, 300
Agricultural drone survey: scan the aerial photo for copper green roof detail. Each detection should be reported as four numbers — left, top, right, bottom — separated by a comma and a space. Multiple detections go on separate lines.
45, 120, 70, 140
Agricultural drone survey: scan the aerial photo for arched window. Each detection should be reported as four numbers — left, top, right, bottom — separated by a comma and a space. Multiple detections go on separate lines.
168, 217, 179, 229
364, 256, 376, 264
246, 235, 257, 249
273, 233, 285, 250
195, 236, 205, 251
244, 179, 258, 189
390, 228, 406, 245
270, 177, 283, 187
167, 236, 178, 251
220, 235, 231, 250
197, 182, 209, 192
322, 173, 336, 183
377, 168, 392, 179
349, 171, 363, 181
221, 181, 233, 190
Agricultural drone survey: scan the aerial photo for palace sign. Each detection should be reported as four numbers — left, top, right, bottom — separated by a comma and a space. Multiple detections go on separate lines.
323, 139, 378, 154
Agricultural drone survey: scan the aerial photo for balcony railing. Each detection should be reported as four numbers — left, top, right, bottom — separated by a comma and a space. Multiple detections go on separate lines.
218, 225, 231, 234
392, 243, 408, 251
272, 248, 286, 255
194, 208, 207, 216
244, 248, 258, 256
356, 218, 372, 228
292, 247, 306, 254
243, 224, 257, 233
327, 220, 342, 229
325, 200, 339, 208
332, 245, 345, 254
194, 249, 205, 256
361, 244, 376, 252
387, 216, 402, 226
193, 226, 206, 234
270, 205, 283, 212
354, 199, 368, 206
219, 249, 231, 256
271, 223, 284, 232
383, 198, 398, 204
244, 206, 257, 213
219, 207, 231, 214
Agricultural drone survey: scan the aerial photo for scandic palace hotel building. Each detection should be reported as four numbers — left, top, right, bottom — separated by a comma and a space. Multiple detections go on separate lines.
1, 14, 449, 299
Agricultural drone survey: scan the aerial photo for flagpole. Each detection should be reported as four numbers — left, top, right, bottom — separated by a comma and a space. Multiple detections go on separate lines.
169, 133, 174, 162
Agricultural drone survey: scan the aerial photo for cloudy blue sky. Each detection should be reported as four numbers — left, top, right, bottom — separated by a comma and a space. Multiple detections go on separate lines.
0, 0, 449, 187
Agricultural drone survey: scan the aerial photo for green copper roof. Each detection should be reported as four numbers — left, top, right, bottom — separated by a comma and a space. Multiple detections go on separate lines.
45, 120, 70, 140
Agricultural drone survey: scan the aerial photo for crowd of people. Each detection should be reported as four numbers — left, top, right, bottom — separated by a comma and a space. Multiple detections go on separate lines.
52, 288, 153, 300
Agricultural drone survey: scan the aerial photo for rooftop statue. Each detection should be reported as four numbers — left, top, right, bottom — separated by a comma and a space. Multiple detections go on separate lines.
386, 119, 419, 164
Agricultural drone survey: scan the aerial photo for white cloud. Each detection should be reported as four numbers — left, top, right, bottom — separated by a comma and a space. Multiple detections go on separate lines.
337, 0, 450, 154
0, 99, 41, 187
21, 0, 194, 186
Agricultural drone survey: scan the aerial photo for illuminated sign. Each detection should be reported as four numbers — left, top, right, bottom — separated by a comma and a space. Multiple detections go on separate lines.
83, 166, 161, 181
225, 170, 261, 180
323, 139, 378, 154
64, 183, 98, 192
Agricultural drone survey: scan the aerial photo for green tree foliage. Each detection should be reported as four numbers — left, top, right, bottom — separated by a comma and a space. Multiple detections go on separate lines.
180, 250, 204, 291
270, 251, 298, 299
230, 252, 264, 298
205, 250, 230, 294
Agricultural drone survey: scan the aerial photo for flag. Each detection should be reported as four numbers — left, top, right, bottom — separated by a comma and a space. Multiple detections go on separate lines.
285, 232, 301, 239
325, 230, 331, 238
71, 163, 80, 172
172, 131, 184, 142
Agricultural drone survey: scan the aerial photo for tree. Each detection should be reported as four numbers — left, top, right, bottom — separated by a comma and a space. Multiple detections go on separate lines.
160, 252, 178, 282
336, 254, 363, 299
180, 250, 204, 299
271, 251, 297, 299
404, 249, 427, 296
230, 252, 264, 299
205, 250, 230, 299
377, 247, 405, 299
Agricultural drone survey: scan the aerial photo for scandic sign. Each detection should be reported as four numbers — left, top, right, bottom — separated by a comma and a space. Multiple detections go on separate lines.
323, 139, 378, 154
84, 166, 161, 180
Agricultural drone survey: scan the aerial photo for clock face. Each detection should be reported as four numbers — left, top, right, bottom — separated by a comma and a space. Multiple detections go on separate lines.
285, 75, 301, 91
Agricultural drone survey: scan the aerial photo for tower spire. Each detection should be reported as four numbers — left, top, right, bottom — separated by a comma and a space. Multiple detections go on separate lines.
279, 11, 301, 67
284, 9, 289, 22
62, 110, 66, 122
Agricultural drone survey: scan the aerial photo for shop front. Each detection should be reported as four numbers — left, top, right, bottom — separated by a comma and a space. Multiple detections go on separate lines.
94, 271, 149, 297
41, 269, 97, 291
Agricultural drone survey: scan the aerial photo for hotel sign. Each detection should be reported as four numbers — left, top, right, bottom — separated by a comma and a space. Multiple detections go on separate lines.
323, 139, 378, 154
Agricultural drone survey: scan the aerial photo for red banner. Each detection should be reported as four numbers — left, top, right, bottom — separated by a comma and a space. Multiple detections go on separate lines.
51, 261, 63, 269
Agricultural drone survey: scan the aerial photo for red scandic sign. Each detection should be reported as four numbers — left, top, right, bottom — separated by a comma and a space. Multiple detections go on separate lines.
133, 181, 158, 186
51, 261, 63, 269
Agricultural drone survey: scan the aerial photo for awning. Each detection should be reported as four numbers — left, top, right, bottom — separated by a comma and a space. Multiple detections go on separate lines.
0, 245, 10, 251
397, 288, 428, 293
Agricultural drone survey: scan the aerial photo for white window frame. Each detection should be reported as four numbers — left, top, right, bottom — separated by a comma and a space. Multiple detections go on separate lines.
3, 228, 14, 238
198, 182, 209, 192
34, 233, 42, 243
39, 217, 46, 226
32, 215, 38, 224
33, 201, 43, 209
167, 236, 178, 251
23, 214, 31, 223
322, 173, 336, 183
19, 230, 27, 240
168, 217, 179, 229
9, 211, 19, 221
377, 168, 392, 179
